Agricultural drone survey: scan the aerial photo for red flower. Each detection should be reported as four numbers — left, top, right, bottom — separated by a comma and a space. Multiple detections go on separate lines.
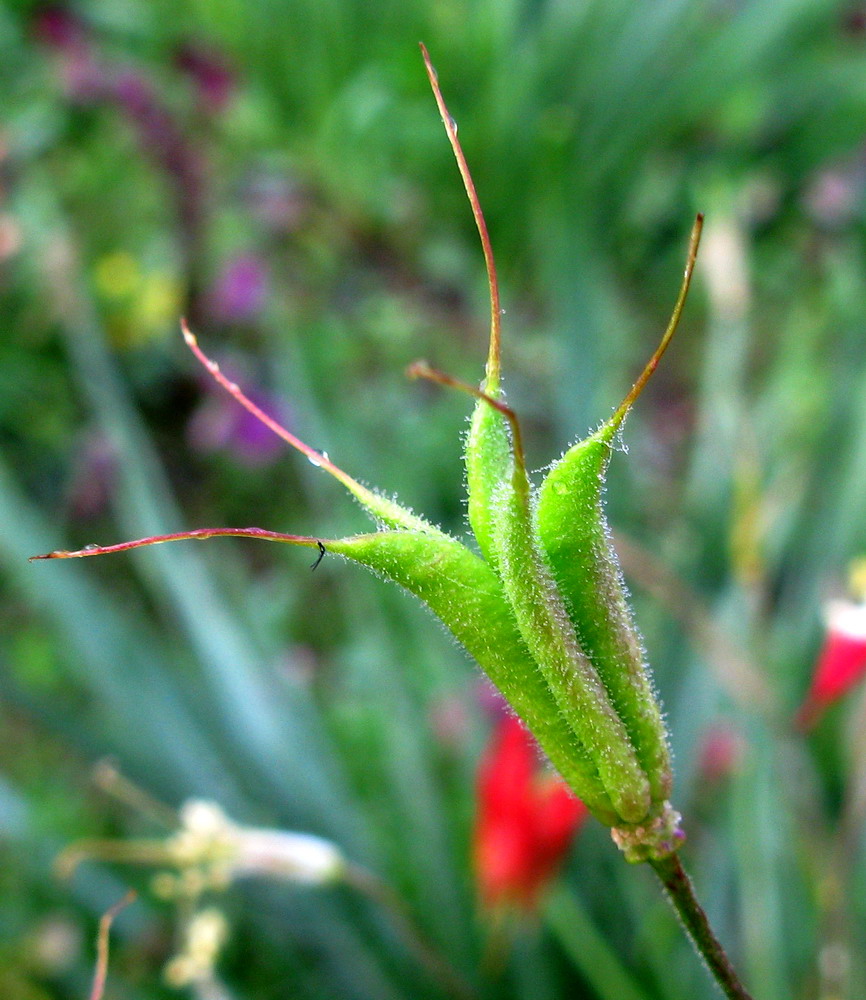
474, 715, 587, 912
796, 599, 866, 729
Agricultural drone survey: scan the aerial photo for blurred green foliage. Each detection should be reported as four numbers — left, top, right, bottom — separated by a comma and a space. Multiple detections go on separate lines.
3, 0, 866, 997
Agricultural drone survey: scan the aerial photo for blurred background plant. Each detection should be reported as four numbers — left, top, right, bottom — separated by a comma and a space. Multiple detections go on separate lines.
3, 0, 866, 997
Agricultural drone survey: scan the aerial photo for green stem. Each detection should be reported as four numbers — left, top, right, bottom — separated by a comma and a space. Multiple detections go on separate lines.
649, 853, 754, 1000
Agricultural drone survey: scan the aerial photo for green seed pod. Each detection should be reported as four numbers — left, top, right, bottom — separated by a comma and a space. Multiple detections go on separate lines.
418, 364, 653, 823
325, 530, 619, 823
36, 52, 703, 864
465, 396, 511, 567
488, 476, 652, 824
536, 424, 672, 805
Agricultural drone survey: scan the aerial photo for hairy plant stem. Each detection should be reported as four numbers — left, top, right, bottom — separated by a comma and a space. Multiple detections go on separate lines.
649, 853, 754, 1000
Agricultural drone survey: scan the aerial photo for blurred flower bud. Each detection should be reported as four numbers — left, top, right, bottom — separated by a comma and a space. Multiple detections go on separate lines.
803, 164, 863, 228
696, 722, 744, 785
797, 599, 866, 730
474, 715, 587, 913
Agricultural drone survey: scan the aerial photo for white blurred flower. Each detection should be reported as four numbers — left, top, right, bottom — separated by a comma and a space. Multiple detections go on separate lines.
231, 828, 345, 883
165, 799, 345, 889
59, 797, 346, 898
59, 796, 348, 994
164, 908, 229, 987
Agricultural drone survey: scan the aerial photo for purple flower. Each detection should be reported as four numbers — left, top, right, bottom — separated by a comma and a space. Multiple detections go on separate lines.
206, 256, 269, 324
187, 360, 290, 467
804, 163, 865, 227
175, 42, 235, 113
32, 4, 85, 51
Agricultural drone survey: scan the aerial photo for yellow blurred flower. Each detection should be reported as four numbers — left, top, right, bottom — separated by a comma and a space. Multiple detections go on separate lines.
93, 251, 182, 346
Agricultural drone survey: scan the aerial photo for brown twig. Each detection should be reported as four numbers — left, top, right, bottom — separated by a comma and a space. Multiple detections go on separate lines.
89, 890, 137, 1000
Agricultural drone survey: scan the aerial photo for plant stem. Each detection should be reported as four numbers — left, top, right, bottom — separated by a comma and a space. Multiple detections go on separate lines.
649, 853, 754, 1000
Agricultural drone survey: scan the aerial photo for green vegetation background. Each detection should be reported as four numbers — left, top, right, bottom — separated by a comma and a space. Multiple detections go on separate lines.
3, 0, 866, 997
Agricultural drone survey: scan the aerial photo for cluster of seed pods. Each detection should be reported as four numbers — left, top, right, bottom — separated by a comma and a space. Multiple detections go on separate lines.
34, 45, 702, 862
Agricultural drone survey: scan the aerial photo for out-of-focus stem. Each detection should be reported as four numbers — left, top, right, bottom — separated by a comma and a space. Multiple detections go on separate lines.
345, 864, 477, 1000
89, 890, 136, 1000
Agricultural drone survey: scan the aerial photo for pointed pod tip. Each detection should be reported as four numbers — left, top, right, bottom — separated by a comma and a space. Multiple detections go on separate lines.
609, 214, 703, 430
419, 42, 436, 82
687, 213, 704, 262
180, 317, 197, 347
